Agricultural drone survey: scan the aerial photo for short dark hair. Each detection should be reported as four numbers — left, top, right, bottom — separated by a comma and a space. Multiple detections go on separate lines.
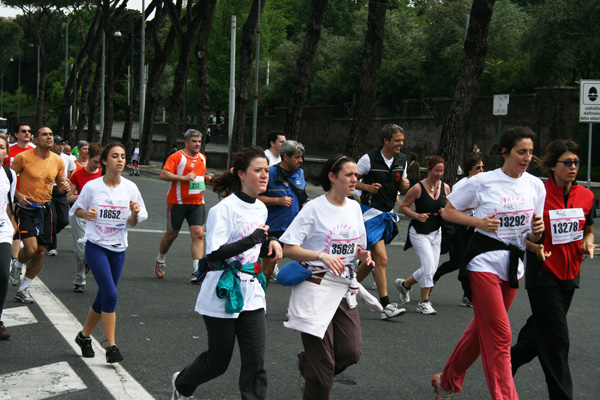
13, 122, 30, 134
536, 139, 581, 177
380, 124, 404, 145
318, 154, 355, 192
33, 125, 52, 138
266, 130, 285, 148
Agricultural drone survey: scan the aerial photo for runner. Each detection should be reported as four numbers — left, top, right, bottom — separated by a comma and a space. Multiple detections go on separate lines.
395, 156, 450, 315
9, 126, 69, 304
74, 140, 89, 172
67, 142, 102, 293
431, 127, 545, 400
0, 135, 17, 339
432, 154, 484, 307
511, 139, 598, 399
258, 140, 307, 285
355, 123, 409, 319
264, 130, 286, 166
154, 129, 210, 282
71, 142, 147, 363
280, 154, 397, 399
171, 146, 282, 400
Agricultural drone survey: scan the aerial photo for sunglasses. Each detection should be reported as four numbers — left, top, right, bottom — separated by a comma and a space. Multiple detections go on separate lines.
475, 165, 484, 170
557, 160, 583, 167
20, 130, 31, 133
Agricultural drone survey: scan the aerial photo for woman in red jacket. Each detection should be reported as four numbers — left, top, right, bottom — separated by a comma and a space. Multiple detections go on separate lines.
511, 139, 598, 400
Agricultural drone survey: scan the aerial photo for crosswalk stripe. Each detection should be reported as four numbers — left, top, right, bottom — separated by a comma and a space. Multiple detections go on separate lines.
2, 306, 38, 327
30, 279, 155, 400
0, 361, 87, 399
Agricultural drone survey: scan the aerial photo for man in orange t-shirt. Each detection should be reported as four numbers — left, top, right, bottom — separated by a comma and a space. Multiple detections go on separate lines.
9, 126, 70, 304
154, 129, 211, 282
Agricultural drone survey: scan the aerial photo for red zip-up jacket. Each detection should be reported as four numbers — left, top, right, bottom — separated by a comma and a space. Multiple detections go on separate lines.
541, 176, 595, 280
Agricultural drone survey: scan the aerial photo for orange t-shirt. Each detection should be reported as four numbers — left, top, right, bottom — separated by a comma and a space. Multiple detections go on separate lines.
11, 150, 65, 205
163, 150, 207, 205
74, 160, 86, 172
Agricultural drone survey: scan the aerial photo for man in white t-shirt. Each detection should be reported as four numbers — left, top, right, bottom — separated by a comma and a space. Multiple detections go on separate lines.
63, 144, 77, 163
264, 130, 286, 166
354, 124, 409, 317
46, 135, 76, 256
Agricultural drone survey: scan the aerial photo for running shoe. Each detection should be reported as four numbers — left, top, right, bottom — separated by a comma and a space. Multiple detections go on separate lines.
106, 345, 124, 363
172, 372, 190, 400
46, 249, 58, 256
75, 331, 95, 358
0, 321, 11, 340
155, 260, 165, 279
380, 303, 406, 320
416, 300, 437, 315
190, 269, 198, 284
73, 284, 85, 293
372, 281, 378, 291
14, 288, 34, 304
9, 259, 22, 286
432, 373, 453, 399
394, 278, 411, 304
461, 296, 473, 308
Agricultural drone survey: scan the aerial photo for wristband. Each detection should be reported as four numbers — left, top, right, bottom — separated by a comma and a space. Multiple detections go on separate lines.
317, 252, 323, 261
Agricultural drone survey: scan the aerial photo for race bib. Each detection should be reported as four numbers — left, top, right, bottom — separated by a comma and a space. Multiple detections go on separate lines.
189, 176, 205, 194
496, 205, 533, 240
328, 229, 359, 263
96, 201, 128, 228
549, 208, 584, 245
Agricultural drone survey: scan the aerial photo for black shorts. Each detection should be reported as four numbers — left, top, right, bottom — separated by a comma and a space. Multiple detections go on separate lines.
14, 203, 53, 247
167, 204, 206, 231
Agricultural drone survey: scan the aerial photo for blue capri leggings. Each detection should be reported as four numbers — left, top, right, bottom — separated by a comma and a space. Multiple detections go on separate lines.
85, 241, 126, 314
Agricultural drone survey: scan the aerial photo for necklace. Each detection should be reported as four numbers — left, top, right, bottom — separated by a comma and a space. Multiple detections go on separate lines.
427, 180, 437, 192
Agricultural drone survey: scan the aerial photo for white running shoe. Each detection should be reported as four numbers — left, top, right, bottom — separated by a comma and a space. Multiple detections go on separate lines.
394, 278, 411, 304
9, 259, 22, 286
380, 303, 406, 320
432, 373, 453, 399
416, 300, 437, 315
172, 372, 189, 400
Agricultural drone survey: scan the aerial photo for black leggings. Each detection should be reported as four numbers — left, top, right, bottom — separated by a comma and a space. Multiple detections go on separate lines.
0, 242, 14, 320
433, 226, 472, 299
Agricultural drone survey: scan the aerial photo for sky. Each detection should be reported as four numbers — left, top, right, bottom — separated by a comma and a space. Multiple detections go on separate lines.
0, 0, 145, 18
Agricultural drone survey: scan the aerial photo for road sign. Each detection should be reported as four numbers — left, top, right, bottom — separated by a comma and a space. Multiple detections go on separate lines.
493, 94, 509, 116
580, 80, 600, 122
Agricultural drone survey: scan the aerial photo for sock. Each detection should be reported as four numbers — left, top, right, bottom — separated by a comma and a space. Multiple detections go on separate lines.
192, 259, 199, 271
156, 253, 166, 263
380, 296, 390, 307
403, 282, 411, 291
19, 277, 32, 291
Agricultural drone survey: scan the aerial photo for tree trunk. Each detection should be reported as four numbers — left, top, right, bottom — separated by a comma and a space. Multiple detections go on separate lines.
87, 52, 102, 142
438, 0, 496, 185
140, 9, 177, 165
283, 0, 329, 141
345, 0, 387, 161
75, 55, 97, 143
195, 0, 217, 154
231, 0, 266, 153
123, 35, 140, 160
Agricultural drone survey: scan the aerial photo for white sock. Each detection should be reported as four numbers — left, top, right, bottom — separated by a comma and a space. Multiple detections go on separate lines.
192, 259, 199, 271
156, 253, 166, 263
19, 277, 32, 291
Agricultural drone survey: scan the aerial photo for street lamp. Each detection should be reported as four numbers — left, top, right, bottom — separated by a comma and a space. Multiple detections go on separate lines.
100, 30, 122, 141
1, 57, 14, 117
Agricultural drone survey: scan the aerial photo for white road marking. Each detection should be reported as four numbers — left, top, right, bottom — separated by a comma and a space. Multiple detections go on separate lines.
30, 279, 155, 400
2, 306, 37, 327
0, 362, 87, 399
63, 225, 189, 234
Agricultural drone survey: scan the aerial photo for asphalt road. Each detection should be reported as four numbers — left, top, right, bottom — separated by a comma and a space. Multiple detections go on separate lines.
1, 173, 599, 399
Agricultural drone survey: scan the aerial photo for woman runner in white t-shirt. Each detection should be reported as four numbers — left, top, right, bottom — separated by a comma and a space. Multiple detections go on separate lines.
171, 146, 282, 400
280, 155, 378, 399
432, 127, 545, 400
71, 143, 148, 364
0, 135, 17, 340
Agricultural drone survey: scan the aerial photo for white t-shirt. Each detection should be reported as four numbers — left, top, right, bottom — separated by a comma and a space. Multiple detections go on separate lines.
0, 167, 16, 244
264, 149, 280, 166
195, 194, 268, 319
447, 168, 545, 281
357, 151, 408, 178
69, 176, 148, 252
280, 195, 367, 274
60, 153, 76, 179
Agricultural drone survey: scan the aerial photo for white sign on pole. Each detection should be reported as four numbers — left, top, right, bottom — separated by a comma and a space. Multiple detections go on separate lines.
493, 94, 509, 116
580, 80, 600, 123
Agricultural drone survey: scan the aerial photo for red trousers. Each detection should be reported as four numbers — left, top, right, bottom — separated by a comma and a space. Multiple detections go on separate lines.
441, 272, 519, 400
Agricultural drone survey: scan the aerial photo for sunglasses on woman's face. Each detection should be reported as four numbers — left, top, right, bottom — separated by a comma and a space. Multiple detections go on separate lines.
557, 160, 582, 167
475, 165, 484, 170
